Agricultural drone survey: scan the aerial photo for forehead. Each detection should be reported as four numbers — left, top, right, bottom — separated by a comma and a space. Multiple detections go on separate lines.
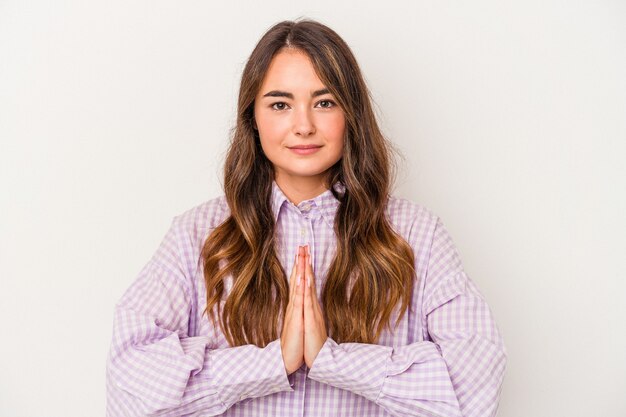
259, 48, 326, 91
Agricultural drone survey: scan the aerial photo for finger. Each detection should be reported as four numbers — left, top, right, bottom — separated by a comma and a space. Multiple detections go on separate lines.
294, 267, 305, 309
289, 251, 298, 301
297, 245, 306, 287
305, 249, 315, 289
292, 246, 306, 311
304, 252, 315, 313
306, 252, 322, 312
304, 251, 325, 322
283, 255, 298, 326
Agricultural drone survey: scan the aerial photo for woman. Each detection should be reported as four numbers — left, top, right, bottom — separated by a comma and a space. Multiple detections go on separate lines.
107, 19, 507, 417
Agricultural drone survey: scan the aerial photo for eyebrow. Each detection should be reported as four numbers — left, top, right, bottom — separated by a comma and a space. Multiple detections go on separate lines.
262, 88, 330, 99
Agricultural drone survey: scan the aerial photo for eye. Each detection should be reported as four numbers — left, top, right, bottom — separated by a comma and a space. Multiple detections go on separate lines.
271, 102, 289, 111
316, 100, 336, 109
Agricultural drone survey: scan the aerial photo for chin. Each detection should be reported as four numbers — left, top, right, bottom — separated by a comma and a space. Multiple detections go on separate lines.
282, 165, 333, 179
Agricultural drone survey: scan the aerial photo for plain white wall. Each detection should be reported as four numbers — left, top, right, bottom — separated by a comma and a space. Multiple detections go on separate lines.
1, 1, 625, 416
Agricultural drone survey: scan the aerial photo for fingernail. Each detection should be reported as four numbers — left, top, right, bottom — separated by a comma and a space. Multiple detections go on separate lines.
297, 275, 301, 286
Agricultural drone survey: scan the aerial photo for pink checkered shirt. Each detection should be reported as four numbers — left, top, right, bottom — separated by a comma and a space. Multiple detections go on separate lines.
107, 181, 507, 416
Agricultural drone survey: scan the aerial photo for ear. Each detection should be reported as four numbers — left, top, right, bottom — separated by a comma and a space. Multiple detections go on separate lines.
252, 117, 258, 130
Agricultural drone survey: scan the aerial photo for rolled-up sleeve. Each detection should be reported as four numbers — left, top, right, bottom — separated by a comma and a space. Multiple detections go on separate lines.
106, 218, 293, 416
308, 217, 507, 417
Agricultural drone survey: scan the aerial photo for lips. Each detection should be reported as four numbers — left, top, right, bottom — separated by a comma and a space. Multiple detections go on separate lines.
287, 145, 323, 149
287, 144, 323, 155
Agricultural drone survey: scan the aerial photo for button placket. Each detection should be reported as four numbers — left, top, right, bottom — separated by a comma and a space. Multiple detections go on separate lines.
298, 200, 314, 245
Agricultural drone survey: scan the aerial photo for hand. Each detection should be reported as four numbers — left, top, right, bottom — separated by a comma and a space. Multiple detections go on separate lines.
280, 246, 305, 375
303, 245, 328, 368
280, 245, 328, 374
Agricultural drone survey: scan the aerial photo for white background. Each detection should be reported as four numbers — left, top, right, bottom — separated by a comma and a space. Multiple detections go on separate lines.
1, 1, 625, 416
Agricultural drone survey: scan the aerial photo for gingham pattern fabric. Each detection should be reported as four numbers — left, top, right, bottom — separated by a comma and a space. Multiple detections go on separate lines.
106, 181, 507, 416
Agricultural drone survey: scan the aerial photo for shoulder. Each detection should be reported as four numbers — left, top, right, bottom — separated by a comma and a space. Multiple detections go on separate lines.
172, 195, 231, 236
385, 195, 440, 243
386, 195, 465, 289
160, 195, 231, 271
385, 196, 462, 276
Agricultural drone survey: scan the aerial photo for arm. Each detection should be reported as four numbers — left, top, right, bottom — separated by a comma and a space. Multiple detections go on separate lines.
307, 218, 507, 417
106, 219, 293, 416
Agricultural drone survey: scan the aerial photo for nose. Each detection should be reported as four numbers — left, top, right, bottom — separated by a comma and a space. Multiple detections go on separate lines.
292, 107, 316, 137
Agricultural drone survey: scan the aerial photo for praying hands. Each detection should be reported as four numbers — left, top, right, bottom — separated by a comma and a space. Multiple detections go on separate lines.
280, 245, 328, 375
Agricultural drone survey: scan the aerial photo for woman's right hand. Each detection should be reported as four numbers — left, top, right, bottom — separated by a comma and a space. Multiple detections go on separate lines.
280, 245, 306, 374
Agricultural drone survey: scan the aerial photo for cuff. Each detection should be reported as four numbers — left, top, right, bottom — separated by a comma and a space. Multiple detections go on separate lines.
210, 338, 294, 407
307, 337, 392, 402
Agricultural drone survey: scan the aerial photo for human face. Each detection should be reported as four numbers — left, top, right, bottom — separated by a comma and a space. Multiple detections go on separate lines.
254, 48, 345, 191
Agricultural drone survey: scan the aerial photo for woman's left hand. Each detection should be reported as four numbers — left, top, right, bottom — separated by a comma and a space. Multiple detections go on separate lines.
303, 246, 328, 368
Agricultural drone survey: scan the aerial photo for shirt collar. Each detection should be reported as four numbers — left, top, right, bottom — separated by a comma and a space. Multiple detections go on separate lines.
271, 181, 344, 228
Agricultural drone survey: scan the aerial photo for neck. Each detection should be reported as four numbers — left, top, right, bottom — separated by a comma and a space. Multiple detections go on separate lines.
274, 172, 329, 205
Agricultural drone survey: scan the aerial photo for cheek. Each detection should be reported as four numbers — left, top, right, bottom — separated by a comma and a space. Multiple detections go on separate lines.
257, 123, 288, 163
257, 116, 288, 146
326, 114, 346, 147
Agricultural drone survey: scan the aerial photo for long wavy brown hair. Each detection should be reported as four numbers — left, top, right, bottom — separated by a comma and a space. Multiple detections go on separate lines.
201, 19, 416, 347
